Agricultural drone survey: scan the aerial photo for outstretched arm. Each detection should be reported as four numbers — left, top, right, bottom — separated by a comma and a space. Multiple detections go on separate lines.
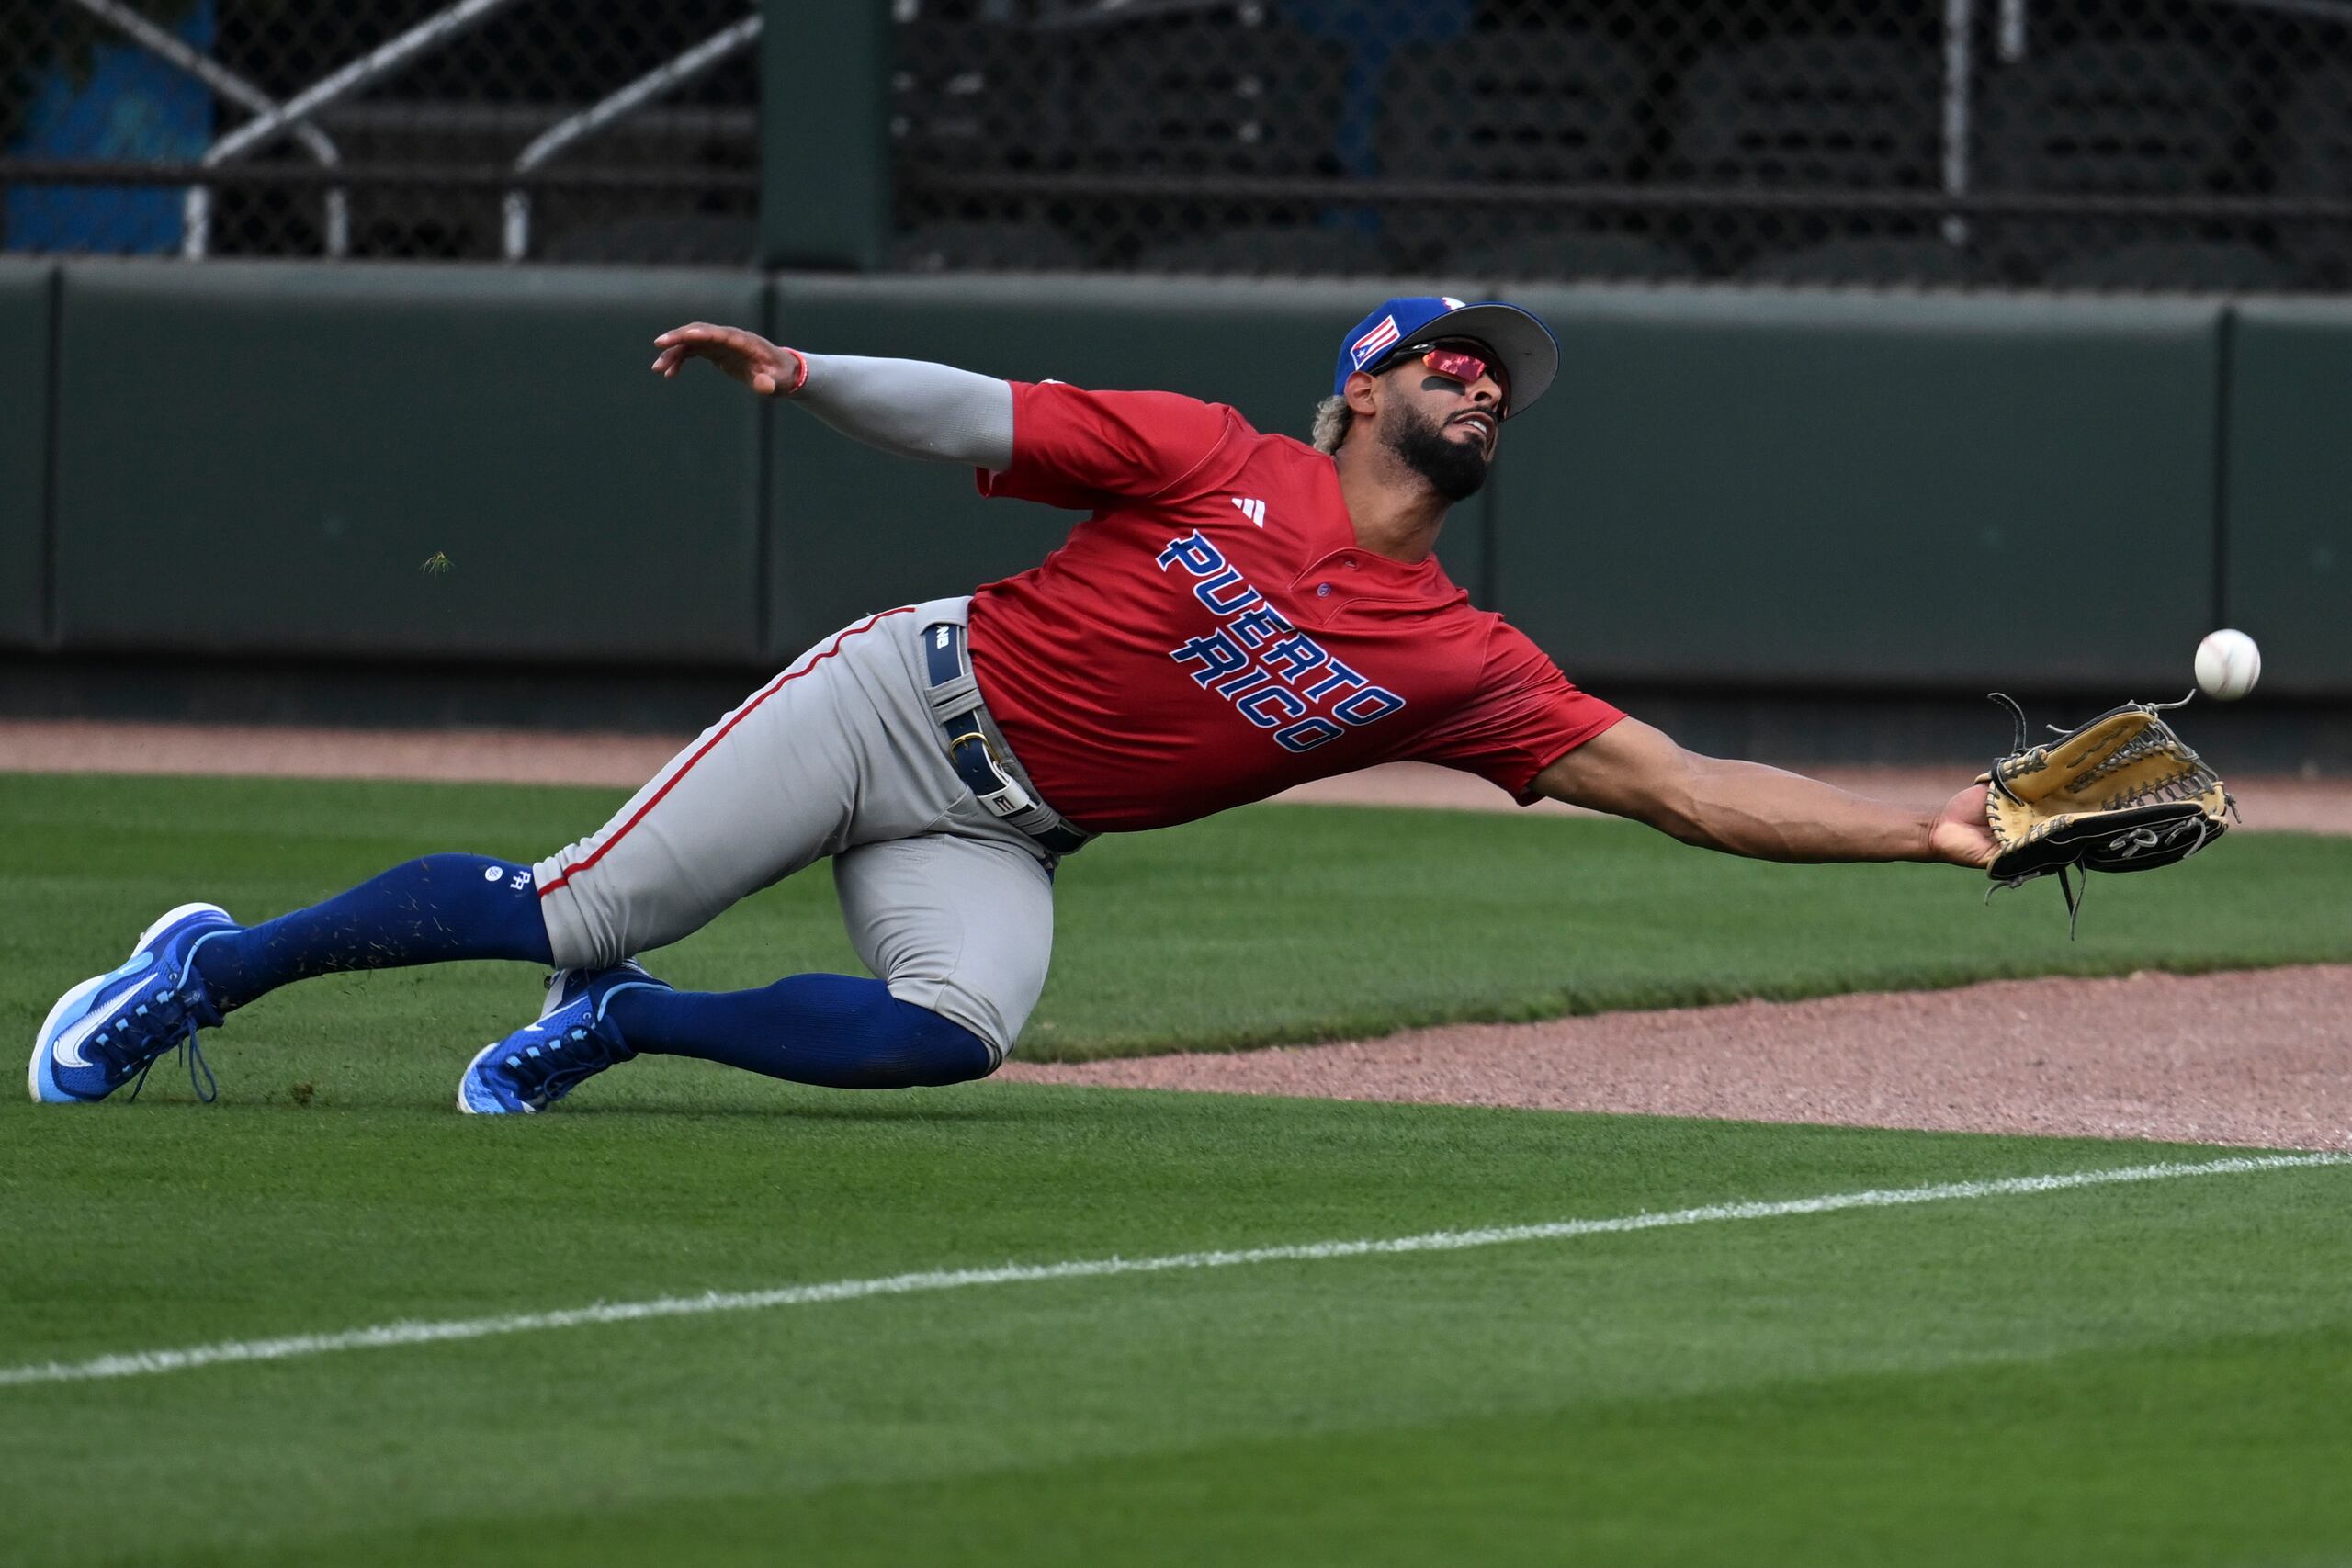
1533, 716, 1996, 868
651, 322, 1013, 468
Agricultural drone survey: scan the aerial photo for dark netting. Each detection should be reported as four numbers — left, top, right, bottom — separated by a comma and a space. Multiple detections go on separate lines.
13, 0, 2352, 285
890, 0, 2352, 290
2, 0, 757, 264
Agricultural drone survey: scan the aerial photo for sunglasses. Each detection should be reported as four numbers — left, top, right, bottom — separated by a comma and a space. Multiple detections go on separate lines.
1376, 340, 1510, 412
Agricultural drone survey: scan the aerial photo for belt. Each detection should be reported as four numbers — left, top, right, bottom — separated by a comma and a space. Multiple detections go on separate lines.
922, 621, 1092, 857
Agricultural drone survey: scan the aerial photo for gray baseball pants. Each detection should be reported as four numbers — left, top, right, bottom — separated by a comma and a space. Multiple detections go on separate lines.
531, 597, 1056, 1056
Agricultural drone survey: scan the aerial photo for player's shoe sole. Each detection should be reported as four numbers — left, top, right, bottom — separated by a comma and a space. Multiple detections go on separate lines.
30, 967, 130, 1102
30, 902, 235, 1104
458, 1035, 528, 1115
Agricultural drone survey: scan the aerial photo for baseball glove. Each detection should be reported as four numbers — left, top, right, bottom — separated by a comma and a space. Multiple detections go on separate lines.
1980, 694, 2235, 935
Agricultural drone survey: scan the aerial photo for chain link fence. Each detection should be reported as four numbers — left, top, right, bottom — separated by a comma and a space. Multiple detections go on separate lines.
3, 0, 758, 264
893, 0, 2352, 290
11, 0, 2352, 288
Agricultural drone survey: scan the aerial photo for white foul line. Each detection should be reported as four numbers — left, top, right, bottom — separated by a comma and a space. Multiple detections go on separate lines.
6, 1152, 2343, 1391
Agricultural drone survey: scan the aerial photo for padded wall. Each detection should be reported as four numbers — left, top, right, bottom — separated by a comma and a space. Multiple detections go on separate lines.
2223, 300, 2352, 695
0, 261, 53, 649
32, 266, 2349, 701
52, 261, 765, 662
1498, 287, 2224, 692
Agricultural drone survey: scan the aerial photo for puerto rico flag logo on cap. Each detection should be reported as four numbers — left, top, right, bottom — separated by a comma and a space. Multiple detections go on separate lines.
1350, 314, 1400, 368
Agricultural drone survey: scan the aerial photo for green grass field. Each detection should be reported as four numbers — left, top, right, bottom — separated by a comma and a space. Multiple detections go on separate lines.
5, 773, 2350, 1565
5, 773, 2349, 1071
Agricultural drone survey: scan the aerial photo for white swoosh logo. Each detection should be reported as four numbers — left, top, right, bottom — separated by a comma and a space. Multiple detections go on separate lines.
50, 953, 157, 1069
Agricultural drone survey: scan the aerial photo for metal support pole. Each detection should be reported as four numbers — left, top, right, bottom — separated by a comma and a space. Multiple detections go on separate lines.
503, 13, 763, 262
761, 0, 892, 270
1942, 0, 1976, 246
183, 0, 526, 258
70, 0, 351, 256
2201, 0, 2352, 21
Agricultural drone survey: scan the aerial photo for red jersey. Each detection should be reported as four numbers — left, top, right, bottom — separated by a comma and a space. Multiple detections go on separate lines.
966, 381, 1624, 832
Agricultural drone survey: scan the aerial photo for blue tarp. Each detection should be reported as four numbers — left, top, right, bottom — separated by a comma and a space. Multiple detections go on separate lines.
6, 3, 217, 254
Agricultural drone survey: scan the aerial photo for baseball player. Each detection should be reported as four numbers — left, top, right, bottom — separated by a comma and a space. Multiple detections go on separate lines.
31, 296, 1999, 1112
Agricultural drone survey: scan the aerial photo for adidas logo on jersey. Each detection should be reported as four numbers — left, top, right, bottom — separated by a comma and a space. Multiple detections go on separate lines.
1230, 496, 1267, 529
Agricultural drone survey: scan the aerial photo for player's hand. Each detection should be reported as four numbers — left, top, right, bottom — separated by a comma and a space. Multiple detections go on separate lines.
1928, 781, 1998, 869
650, 322, 804, 397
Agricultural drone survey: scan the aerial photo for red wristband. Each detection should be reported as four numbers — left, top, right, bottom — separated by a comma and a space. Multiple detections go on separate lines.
780, 349, 809, 398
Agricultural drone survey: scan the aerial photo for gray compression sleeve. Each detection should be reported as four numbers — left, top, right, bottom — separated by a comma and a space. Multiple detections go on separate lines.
792, 352, 1014, 470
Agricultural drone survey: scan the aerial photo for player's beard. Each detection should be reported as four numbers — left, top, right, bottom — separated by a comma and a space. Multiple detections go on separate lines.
1383, 400, 1491, 502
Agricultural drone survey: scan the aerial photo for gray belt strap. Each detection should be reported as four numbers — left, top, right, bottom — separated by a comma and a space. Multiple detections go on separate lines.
921, 621, 1093, 856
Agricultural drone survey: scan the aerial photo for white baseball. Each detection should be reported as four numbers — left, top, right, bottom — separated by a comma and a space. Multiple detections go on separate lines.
2194, 629, 2261, 701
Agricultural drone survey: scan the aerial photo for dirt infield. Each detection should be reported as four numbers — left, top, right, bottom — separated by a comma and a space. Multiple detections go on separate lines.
6, 718, 2351, 833
1004, 968, 2352, 1152
0, 718, 684, 789
1281, 758, 2352, 837
7, 718, 2345, 1149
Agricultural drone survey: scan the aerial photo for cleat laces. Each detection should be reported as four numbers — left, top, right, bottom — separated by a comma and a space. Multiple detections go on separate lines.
503, 1023, 632, 1110
98, 980, 225, 1104
125, 1034, 218, 1105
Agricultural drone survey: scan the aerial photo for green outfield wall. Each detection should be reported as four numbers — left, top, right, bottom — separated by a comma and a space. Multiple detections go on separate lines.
1499, 287, 2223, 691
2222, 301, 2352, 697
8, 260, 2346, 699
49, 262, 765, 663
0, 261, 52, 651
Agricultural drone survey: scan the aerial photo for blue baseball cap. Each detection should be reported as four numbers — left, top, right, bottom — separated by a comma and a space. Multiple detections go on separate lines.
1332, 296, 1559, 417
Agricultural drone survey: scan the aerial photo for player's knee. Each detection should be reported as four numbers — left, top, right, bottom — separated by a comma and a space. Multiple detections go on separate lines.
534, 871, 635, 973
880, 999, 1001, 1088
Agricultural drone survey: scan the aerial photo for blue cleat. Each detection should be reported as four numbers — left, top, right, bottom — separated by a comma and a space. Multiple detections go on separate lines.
458, 961, 669, 1115
30, 902, 239, 1104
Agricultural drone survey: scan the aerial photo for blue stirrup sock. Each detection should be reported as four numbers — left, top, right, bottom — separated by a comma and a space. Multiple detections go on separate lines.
186, 854, 991, 1089
604, 973, 998, 1089
192, 852, 556, 1011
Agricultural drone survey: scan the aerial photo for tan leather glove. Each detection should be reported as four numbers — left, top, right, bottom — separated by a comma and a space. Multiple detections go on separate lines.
1981, 697, 2235, 935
